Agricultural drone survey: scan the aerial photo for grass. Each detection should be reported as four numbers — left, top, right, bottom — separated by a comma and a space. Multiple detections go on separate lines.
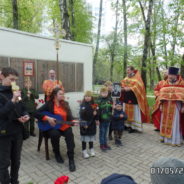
146, 90, 155, 112
147, 96, 155, 112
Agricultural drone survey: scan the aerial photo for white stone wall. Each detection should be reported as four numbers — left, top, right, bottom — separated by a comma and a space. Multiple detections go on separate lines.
0, 27, 93, 91
36, 93, 84, 118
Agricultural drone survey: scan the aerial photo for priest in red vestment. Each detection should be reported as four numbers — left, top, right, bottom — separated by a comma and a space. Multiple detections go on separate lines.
152, 67, 184, 146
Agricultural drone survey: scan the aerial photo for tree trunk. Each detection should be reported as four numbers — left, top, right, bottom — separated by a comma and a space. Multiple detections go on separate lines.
12, 0, 19, 29
148, 48, 152, 90
110, 53, 115, 81
122, 0, 128, 77
59, 0, 71, 40
93, 0, 103, 83
110, 0, 119, 81
170, 1, 180, 65
139, 0, 153, 88
150, 43, 161, 81
151, 2, 161, 83
150, 2, 156, 87
69, 0, 75, 40
139, 2, 162, 81
160, 0, 168, 68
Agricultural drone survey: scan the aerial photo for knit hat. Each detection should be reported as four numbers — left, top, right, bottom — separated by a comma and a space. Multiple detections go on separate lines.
151, 157, 184, 184
104, 80, 113, 86
84, 91, 93, 97
100, 86, 108, 93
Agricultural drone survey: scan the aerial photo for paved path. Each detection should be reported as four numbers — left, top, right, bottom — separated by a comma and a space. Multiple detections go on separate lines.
19, 123, 184, 184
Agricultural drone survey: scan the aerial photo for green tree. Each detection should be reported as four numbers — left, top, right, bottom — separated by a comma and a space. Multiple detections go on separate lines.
0, 0, 12, 28
139, 0, 154, 88
109, 0, 119, 81
95, 48, 110, 83
47, 0, 92, 43
47, 0, 61, 28
155, 0, 183, 68
122, 0, 128, 77
70, 0, 92, 43
93, 0, 103, 83
18, 0, 45, 33
0, 0, 45, 33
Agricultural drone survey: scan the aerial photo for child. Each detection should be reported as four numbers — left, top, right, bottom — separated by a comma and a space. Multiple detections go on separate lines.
22, 78, 39, 136
79, 91, 98, 158
111, 101, 127, 146
96, 87, 113, 151
104, 81, 113, 98
104, 81, 114, 140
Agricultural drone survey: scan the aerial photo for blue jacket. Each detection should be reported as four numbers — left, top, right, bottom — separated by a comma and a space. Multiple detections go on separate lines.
101, 173, 137, 184
111, 109, 127, 131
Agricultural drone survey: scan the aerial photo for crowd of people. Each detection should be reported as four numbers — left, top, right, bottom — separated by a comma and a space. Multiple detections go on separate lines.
0, 65, 184, 184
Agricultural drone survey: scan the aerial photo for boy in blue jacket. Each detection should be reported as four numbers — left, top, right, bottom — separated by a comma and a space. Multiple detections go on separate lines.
111, 101, 127, 146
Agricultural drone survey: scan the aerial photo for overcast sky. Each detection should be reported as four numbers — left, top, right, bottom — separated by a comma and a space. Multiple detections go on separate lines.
86, 0, 115, 35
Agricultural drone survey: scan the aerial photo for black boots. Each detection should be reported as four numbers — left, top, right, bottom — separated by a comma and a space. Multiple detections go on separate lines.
128, 127, 135, 133
54, 152, 64, 163
69, 159, 76, 172
115, 139, 123, 146
109, 134, 113, 140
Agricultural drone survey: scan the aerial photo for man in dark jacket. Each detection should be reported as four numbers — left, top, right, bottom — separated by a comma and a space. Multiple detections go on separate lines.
0, 67, 29, 184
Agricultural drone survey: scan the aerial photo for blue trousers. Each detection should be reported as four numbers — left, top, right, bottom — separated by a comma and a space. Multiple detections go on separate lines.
99, 122, 110, 145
